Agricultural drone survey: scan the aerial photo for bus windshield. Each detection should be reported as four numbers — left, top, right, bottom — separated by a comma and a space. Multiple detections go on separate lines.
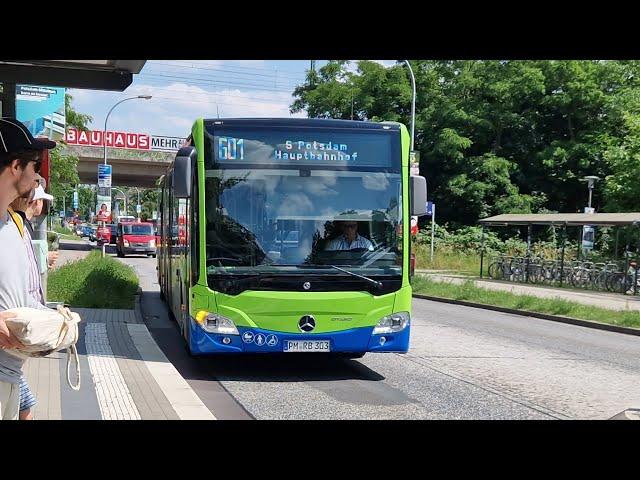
205, 168, 402, 277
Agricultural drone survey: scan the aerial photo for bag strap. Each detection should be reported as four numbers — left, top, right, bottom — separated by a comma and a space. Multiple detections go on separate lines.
66, 344, 81, 391
57, 306, 81, 391
7, 207, 24, 238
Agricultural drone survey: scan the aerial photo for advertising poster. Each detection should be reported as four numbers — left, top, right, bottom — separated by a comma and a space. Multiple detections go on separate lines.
16, 85, 66, 141
96, 188, 112, 223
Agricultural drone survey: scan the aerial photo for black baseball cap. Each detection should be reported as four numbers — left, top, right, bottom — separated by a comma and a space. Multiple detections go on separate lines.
0, 117, 56, 153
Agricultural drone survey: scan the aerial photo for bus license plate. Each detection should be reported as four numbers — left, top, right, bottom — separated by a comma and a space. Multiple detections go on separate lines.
284, 340, 330, 352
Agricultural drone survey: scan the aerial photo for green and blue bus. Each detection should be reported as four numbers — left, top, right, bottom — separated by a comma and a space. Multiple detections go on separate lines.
157, 118, 427, 357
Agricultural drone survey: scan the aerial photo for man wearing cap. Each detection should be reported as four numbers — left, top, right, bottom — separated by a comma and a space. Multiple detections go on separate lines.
0, 117, 56, 420
9, 184, 57, 420
12, 183, 58, 270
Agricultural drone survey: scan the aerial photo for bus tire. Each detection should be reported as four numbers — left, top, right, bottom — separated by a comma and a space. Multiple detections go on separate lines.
338, 352, 366, 359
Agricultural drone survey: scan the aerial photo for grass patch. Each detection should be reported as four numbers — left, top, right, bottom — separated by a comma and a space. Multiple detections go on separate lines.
48, 251, 139, 309
414, 244, 484, 275
411, 275, 640, 329
52, 225, 79, 241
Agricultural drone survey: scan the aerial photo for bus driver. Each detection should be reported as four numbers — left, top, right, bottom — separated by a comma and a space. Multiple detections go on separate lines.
325, 221, 374, 251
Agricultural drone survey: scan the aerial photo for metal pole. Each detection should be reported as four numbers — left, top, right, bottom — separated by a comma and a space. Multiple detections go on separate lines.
560, 225, 566, 287
577, 228, 581, 261
1, 83, 16, 117
526, 224, 532, 283
635, 229, 639, 296
480, 225, 485, 279
615, 228, 620, 261
588, 187, 593, 209
430, 203, 435, 262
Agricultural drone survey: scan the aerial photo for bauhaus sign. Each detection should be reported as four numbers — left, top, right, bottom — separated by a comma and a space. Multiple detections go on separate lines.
65, 128, 186, 152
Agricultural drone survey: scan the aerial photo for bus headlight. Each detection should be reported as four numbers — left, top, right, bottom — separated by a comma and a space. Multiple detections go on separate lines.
373, 312, 410, 334
195, 311, 239, 335
123, 239, 130, 247
149, 239, 156, 247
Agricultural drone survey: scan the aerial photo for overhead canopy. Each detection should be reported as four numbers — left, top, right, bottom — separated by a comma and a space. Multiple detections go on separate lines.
0, 60, 146, 91
479, 213, 640, 227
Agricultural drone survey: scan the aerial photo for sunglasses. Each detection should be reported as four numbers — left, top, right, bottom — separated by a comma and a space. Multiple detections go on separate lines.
343, 223, 358, 229
31, 160, 42, 174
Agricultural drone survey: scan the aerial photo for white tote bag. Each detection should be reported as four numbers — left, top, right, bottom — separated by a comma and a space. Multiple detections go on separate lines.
4, 305, 81, 390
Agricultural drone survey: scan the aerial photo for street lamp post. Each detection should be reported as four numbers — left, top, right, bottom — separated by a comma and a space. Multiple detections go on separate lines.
100, 95, 152, 257
580, 175, 600, 210
403, 60, 433, 262
403, 60, 416, 151
579, 175, 600, 260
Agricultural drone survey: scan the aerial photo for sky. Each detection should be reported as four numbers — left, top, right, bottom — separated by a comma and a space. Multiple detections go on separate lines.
67, 60, 396, 139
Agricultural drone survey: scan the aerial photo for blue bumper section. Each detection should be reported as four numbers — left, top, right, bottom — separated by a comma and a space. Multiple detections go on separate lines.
188, 317, 410, 355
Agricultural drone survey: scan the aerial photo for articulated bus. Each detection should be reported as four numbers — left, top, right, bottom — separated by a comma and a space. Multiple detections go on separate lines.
157, 118, 427, 357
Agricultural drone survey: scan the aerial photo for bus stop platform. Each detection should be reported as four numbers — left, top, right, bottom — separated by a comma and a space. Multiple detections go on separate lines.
21, 307, 216, 420
417, 271, 640, 312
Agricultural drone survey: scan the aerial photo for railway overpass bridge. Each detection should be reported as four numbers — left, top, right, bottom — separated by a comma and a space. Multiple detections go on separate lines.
64, 144, 174, 188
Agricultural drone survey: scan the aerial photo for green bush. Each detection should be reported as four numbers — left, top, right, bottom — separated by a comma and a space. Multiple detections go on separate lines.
48, 251, 139, 309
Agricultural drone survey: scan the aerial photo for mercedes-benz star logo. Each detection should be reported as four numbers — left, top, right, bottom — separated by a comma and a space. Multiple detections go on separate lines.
298, 315, 316, 332
303, 282, 311, 290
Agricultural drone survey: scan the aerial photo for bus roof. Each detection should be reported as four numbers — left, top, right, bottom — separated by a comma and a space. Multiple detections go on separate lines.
201, 118, 403, 131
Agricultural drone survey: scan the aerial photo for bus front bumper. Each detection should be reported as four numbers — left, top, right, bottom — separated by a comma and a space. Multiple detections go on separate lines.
188, 317, 410, 355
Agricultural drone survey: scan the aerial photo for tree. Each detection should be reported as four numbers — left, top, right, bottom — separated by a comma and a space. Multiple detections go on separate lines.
291, 60, 640, 227
50, 94, 92, 212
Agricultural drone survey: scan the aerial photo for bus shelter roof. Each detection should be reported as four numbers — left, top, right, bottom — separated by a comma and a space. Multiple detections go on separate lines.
0, 60, 146, 91
478, 213, 640, 227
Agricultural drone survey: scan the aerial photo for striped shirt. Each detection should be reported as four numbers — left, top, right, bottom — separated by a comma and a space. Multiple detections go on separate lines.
326, 234, 374, 251
23, 225, 44, 304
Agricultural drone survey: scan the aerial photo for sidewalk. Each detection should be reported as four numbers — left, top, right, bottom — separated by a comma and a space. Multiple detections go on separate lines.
416, 270, 640, 312
22, 306, 216, 420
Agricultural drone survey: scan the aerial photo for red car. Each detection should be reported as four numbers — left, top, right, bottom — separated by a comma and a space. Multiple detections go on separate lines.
116, 222, 157, 258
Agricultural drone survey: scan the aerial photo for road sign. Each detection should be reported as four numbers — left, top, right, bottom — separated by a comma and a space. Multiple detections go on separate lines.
426, 201, 434, 216
98, 164, 112, 188
582, 225, 595, 250
136, 204, 142, 213
73, 190, 78, 209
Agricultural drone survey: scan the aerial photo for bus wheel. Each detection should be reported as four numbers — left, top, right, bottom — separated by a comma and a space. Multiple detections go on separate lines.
338, 352, 366, 359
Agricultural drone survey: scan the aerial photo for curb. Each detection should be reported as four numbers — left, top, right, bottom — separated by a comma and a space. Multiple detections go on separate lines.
134, 286, 144, 324
412, 293, 640, 337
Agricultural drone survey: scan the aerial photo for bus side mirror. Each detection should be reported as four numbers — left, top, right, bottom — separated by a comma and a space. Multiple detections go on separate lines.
173, 146, 196, 198
410, 175, 428, 216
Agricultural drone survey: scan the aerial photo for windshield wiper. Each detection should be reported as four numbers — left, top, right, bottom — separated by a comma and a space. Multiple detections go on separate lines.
327, 265, 383, 290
